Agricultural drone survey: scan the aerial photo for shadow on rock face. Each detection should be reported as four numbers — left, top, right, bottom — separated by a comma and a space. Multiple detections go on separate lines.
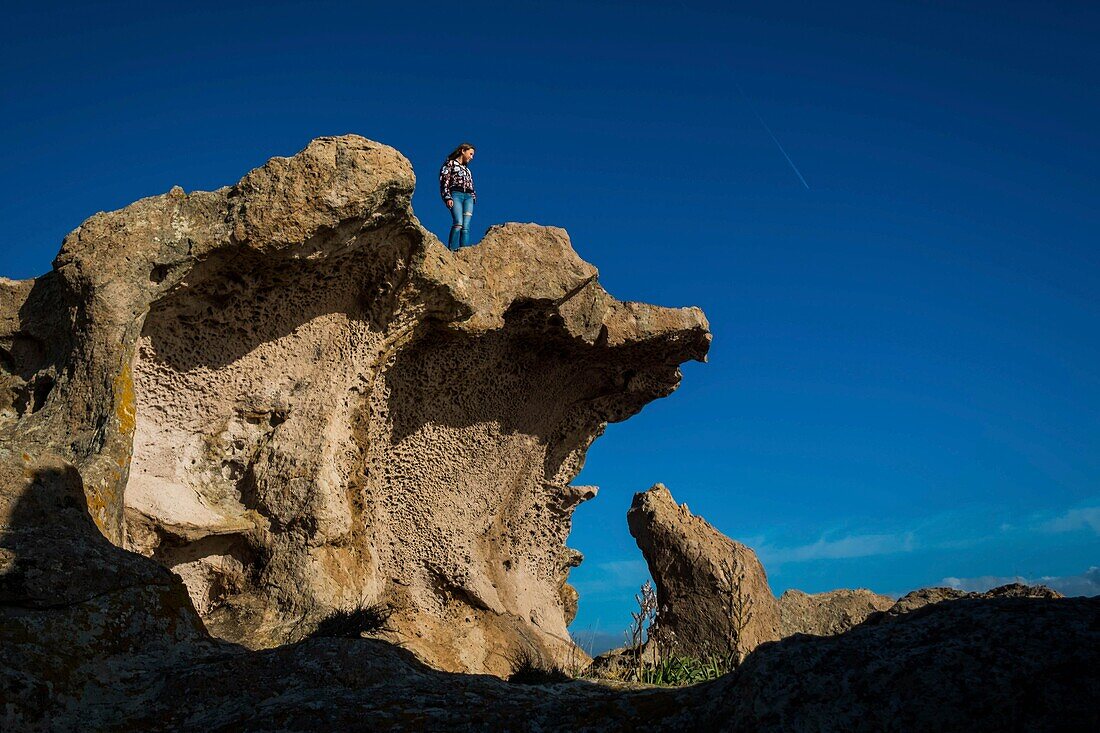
0, 462, 208, 643
111, 149, 706, 673
140, 230, 417, 374
3, 466, 678, 732
384, 319, 618, 474
0, 460, 214, 726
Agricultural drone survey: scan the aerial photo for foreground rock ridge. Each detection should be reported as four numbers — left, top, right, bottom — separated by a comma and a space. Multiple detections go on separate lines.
0, 134, 711, 677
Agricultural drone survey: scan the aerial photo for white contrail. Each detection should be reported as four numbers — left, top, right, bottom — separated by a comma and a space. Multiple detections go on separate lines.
735, 82, 811, 190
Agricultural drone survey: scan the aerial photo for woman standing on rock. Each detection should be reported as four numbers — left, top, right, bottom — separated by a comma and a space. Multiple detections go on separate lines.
440, 143, 476, 251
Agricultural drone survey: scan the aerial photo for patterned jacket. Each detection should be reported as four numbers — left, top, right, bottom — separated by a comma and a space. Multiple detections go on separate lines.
439, 159, 476, 203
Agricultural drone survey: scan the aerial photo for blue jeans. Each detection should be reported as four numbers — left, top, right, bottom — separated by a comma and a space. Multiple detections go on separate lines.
448, 191, 474, 250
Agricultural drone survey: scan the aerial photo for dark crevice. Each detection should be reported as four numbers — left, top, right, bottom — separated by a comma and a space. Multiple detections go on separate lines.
31, 374, 54, 412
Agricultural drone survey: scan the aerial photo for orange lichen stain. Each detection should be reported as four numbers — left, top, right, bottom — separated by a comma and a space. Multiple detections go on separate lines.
85, 478, 122, 542
21, 453, 35, 479
85, 484, 110, 519
113, 362, 136, 437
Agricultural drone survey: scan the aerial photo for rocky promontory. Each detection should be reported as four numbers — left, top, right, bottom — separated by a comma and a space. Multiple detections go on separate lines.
2, 136, 1097, 731
0, 135, 710, 678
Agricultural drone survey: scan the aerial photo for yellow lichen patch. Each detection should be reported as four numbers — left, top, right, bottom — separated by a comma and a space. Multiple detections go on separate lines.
113, 362, 137, 437
85, 477, 122, 543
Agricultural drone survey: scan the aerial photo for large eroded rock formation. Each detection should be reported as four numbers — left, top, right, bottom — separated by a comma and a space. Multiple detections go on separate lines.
3, 136, 1096, 732
0, 135, 710, 675
3, 461, 1097, 732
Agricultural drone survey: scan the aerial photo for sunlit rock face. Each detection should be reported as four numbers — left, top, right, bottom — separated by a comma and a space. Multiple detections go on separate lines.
778, 588, 894, 637
627, 483, 783, 659
0, 135, 710, 676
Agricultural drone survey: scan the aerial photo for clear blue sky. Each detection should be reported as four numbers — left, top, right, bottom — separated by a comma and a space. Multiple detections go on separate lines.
3, 1, 1097, 651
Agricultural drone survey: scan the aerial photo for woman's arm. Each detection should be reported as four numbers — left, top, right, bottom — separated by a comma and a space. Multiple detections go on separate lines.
439, 162, 453, 203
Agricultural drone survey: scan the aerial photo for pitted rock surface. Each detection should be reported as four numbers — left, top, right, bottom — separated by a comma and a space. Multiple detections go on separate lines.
3, 463, 1096, 733
0, 135, 710, 676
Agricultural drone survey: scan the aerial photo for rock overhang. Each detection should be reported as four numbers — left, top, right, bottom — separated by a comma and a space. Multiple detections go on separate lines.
1, 134, 710, 676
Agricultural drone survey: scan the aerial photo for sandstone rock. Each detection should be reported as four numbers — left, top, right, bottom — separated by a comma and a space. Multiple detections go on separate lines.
4, 136, 1097, 731
887, 586, 968, 615
623, 484, 1062, 655
778, 587, 894, 637
885, 582, 1062, 617
626, 483, 782, 659
0, 135, 711, 676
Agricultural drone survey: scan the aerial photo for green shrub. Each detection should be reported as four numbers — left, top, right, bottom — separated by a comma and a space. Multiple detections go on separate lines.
637, 654, 735, 686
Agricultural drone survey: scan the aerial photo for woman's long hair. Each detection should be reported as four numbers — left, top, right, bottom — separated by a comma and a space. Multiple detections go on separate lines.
445, 143, 475, 163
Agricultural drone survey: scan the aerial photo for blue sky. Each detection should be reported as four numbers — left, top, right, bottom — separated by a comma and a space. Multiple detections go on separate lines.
2, 1, 1097, 652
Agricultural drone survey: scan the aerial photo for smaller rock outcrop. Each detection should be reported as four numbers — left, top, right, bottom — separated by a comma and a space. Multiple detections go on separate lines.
625, 483, 1069, 666
626, 484, 782, 659
778, 588, 894, 637
884, 582, 1062, 617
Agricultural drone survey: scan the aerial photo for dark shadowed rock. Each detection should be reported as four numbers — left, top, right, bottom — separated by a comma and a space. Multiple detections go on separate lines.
696, 595, 1100, 732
